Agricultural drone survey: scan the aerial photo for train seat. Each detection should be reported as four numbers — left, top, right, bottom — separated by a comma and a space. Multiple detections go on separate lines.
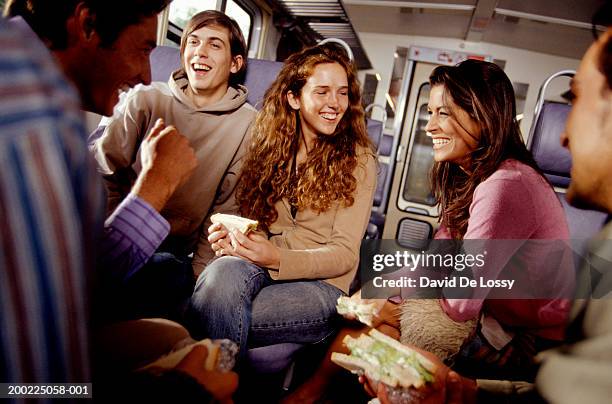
148, 45, 283, 109
527, 71, 608, 259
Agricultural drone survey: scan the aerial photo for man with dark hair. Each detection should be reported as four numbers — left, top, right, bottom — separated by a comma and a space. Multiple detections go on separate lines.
364, 18, 612, 404
90, 9, 257, 316
0, 0, 241, 397
5, 0, 168, 117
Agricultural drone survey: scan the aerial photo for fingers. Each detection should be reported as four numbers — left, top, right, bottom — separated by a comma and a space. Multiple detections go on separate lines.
176, 345, 209, 372
446, 371, 464, 404
230, 229, 254, 249
208, 222, 225, 235
227, 231, 255, 260
377, 383, 391, 404
213, 238, 232, 257
146, 118, 165, 139
358, 376, 377, 398
376, 323, 401, 340
208, 223, 229, 245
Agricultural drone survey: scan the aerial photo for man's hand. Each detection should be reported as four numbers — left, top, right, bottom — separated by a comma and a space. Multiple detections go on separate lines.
357, 344, 475, 404
175, 345, 238, 404
132, 118, 198, 212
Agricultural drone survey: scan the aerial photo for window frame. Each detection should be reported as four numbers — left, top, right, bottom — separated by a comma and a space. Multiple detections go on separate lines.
160, 0, 262, 57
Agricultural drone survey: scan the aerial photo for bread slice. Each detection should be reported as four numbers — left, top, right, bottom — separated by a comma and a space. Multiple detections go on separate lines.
331, 328, 437, 389
331, 352, 400, 387
336, 296, 378, 327
210, 213, 258, 234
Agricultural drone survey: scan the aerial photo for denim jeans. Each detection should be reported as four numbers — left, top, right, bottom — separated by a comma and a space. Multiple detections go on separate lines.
187, 256, 343, 359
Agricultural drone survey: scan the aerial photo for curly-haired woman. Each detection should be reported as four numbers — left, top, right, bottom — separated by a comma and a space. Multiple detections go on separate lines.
187, 43, 377, 360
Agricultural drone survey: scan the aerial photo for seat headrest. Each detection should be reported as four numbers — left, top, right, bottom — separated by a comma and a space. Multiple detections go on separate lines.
366, 118, 383, 148
149, 45, 283, 110
529, 101, 572, 188
243, 59, 283, 110
150, 46, 181, 82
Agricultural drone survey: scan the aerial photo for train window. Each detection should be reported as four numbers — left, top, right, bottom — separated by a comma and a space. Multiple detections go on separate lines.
168, 0, 218, 29
401, 84, 436, 207
162, 0, 261, 57
225, 0, 252, 45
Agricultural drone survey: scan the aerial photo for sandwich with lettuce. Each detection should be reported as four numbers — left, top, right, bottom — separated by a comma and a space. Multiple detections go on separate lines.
332, 328, 436, 390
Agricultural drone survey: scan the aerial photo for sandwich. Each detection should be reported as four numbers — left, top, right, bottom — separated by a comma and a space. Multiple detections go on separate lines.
140, 339, 238, 373
336, 296, 378, 327
210, 213, 258, 235
331, 328, 436, 389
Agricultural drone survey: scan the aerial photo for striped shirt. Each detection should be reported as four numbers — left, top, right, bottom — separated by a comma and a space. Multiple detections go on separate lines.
0, 17, 169, 384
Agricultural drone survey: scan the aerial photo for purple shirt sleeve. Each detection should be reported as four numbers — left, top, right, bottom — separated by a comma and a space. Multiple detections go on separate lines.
100, 193, 170, 281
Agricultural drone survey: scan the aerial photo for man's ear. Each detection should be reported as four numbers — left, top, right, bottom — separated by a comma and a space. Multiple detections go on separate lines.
73, 2, 98, 42
230, 55, 244, 74
287, 91, 300, 110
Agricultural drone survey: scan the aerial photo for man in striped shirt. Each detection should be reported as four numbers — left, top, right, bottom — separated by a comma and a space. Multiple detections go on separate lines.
0, 0, 209, 390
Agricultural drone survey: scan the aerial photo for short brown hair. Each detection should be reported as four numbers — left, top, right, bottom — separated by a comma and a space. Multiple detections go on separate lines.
4, 0, 171, 49
592, 2, 612, 89
179, 10, 247, 86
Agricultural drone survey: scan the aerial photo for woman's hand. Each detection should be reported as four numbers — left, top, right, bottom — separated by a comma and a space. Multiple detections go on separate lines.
371, 300, 402, 330
207, 222, 232, 257
223, 229, 281, 269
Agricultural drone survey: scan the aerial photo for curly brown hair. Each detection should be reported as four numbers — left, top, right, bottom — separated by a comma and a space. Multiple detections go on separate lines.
237, 43, 373, 229
429, 60, 548, 239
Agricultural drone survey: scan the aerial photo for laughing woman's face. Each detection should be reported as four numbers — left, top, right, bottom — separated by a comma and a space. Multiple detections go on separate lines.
426, 85, 481, 168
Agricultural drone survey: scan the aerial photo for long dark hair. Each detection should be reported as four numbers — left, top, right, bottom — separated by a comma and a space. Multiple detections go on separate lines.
429, 59, 546, 238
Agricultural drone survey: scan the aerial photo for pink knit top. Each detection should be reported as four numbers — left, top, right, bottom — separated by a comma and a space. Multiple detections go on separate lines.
437, 159, 572, 340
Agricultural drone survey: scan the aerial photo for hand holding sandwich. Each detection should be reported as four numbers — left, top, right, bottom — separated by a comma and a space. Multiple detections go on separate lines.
225, 229, 281, 269
207, 222, 280, 269
358, 345, 476, 404
337, 293, 401, 334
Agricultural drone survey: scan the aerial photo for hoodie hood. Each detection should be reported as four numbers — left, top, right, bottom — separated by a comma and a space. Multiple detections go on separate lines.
169, 68, 248, 113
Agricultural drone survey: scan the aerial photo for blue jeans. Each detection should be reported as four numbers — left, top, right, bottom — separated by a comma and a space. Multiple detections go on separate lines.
187, 256, 343, 359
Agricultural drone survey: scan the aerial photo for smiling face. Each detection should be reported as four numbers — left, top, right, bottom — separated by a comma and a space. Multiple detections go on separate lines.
182, 24, 242, 107
426, 85, 480, 167
561, 29, 612, 212
287, 62, 349, 144
84, 14, 158, 116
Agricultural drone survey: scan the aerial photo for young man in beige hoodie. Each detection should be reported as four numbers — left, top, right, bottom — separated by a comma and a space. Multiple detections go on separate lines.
91, 10, 256, 319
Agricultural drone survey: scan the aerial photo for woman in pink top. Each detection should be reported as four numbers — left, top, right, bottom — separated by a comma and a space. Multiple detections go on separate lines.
419, 60, 572, 380
287, 60, 572, 402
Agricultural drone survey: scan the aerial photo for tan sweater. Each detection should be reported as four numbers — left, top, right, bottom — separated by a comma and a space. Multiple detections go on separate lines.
91, 69, 256, 270
266, 150, 377, 294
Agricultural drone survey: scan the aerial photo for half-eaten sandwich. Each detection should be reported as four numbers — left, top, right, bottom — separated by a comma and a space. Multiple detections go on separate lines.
336, 296, 378, 327
331, 328, 436, 389
210, 213, 258, 235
